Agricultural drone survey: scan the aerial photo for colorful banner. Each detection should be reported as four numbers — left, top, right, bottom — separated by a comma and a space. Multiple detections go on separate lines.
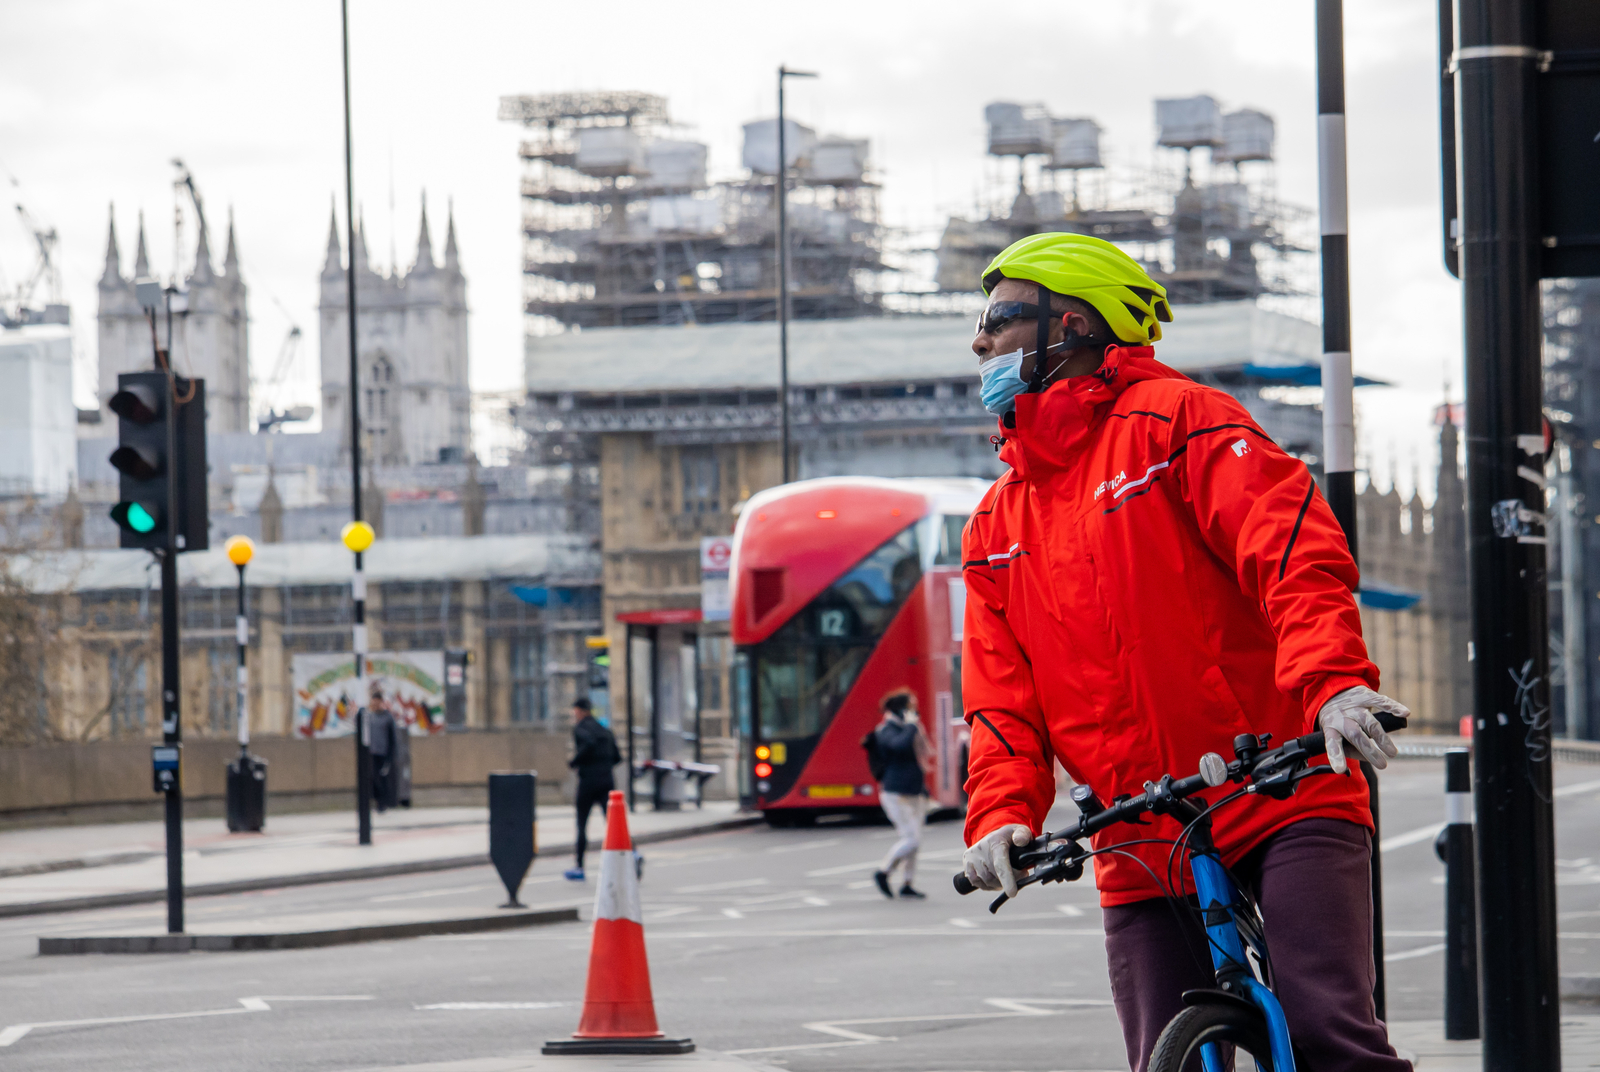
292, 650, 446, 738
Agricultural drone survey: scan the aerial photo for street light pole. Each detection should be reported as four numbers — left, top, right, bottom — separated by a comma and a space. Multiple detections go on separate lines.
343, 520, 376, 845
226, 538, 253, 752
340, 0, 372, 848
223, 534, 267, 834
1312, 0, 1392, 1017
1455, 0, 1561, 1063
776, 65, 816, 485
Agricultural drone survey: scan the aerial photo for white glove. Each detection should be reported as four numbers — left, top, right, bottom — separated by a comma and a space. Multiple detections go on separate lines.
1318, 685, 1407, 775
962, 824, 1034, 899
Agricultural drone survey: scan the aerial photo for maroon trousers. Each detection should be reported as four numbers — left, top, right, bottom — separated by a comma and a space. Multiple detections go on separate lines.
1102, 818, 1412, 1072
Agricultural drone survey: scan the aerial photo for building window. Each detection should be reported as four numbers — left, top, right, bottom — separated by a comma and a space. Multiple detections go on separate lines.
364, 354, 395, 455
108, 650, 147, 735
511, 636, 546, 723
680, 447, 720, 515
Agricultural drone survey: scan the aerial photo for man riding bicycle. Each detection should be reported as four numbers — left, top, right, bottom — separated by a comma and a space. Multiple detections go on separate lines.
958, 233, 1411, 1072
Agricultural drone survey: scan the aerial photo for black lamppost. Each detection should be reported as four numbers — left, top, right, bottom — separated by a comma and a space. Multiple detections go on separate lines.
339, 0, 372, 847
776, 65, 816, 484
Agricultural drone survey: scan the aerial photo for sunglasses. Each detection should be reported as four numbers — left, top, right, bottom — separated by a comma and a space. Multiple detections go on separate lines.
975, 301, 1042, 336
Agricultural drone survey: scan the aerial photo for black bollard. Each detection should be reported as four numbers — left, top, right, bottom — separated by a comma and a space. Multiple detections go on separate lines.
1435, 748, 1480, 1040
489, 771, 537, 908
225, 751, 267, 833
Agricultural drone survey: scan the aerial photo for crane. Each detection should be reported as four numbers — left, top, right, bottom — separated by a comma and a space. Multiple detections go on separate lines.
171, 157, 209, 267
254, 293, 314, 432
3, 197, 67, 328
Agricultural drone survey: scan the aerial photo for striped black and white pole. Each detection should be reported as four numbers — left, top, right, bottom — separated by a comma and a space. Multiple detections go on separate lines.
353, 553, 371, 846
1438, 748, 1480, 1039
343, 521, 375, 846
1315, 0, 1389, 1017
235, 564, 249, 749
224, 535, 255, 752
1317, 0, 1356, 548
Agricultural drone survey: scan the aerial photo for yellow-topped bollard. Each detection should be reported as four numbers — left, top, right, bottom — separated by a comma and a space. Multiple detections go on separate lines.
341, 520, 376, 554
224, 534, 255, 567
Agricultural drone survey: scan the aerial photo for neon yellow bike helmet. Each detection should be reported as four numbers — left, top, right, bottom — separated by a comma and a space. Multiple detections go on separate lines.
981, 232, 1173, 345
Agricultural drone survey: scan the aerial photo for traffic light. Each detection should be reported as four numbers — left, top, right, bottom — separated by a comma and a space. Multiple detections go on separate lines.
108, 371, 209, 552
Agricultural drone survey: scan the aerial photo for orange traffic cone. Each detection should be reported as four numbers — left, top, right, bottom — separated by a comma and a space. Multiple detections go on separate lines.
542, 791, 694, 1055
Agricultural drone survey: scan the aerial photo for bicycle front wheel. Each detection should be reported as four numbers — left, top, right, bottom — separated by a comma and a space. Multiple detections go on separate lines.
1148, 1002, 1280, 1072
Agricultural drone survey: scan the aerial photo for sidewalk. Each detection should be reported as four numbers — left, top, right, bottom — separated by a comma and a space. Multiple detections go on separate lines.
0, 800, 756, 917
1390, 1016, 1600, 1069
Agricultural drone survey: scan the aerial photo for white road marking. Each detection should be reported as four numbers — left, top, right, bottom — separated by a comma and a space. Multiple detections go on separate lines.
726, 997, 1114, 1056
802, 896, 830, 906
1385, 943, 1446, 963
806, 860, 882, 877
949, 918, 979, 928
765, 838, 843, 854
1380, 823, 1445, 853
415, 1002, 566, 1010
0, 993, 375, 1047
732, 889, 824, 906
722, 908, 745, 919
2, 999, 255, 1049
844, 880, 874, 890
1056, 904, 1085, 917
675, 878, 768, 893
1380, 776, 1600, 855
369, 884, 491, 904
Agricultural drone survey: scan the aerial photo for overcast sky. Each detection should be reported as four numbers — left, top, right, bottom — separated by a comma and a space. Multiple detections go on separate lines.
0, 0, 1457, 497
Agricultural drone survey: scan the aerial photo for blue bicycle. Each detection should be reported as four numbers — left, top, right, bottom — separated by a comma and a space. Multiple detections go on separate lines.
954, 718, 1403, 1072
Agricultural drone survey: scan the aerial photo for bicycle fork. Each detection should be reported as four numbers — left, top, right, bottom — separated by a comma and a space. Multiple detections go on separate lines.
1190, 852, 1295, 1072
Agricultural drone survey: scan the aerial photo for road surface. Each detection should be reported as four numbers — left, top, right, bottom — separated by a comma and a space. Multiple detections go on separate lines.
1, 758, 1598, 1071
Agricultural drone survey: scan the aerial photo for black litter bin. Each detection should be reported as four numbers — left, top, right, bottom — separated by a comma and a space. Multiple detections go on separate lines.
226, 752, 267, 832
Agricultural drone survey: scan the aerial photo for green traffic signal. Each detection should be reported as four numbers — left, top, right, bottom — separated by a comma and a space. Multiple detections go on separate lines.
110, 502, 161, 535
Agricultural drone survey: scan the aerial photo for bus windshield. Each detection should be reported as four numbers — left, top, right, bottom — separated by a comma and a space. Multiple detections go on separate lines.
753, 524, 922, 742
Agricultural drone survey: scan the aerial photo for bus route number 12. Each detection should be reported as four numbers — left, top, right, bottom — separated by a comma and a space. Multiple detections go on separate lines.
818, 609, 850, 638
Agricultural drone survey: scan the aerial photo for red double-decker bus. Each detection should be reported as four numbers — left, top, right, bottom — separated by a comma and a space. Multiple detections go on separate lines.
729, 477, 989, 824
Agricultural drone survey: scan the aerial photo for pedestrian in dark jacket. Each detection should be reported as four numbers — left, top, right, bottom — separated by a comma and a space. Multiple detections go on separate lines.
368, 682, 397, 813
872, 688, 932, 900
565, 698, 620, 881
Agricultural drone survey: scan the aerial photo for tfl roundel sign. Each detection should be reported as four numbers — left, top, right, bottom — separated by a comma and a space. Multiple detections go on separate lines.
700, 536, 732, 573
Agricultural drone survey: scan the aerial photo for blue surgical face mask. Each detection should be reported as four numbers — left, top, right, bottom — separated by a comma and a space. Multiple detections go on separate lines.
979, 341, 1072, 416
979, 348, 1027, 415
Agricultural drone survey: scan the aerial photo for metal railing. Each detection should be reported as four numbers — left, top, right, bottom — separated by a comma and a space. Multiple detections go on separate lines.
1396, 734, 1600, 764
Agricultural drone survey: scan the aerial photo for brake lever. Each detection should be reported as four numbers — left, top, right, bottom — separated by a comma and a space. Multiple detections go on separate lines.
985, 840, 1086, 914
1252, 744, 1331, 799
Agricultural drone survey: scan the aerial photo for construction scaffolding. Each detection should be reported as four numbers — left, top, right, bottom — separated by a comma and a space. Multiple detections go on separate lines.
498, 90, 885, 331
935, 95, 1313, 305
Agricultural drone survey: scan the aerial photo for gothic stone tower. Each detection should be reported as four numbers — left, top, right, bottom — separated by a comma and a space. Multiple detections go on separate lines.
96, 207, 250, 432
318, 201, 470, 467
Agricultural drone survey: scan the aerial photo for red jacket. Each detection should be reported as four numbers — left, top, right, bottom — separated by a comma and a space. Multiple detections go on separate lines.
960, 347, 1377, 906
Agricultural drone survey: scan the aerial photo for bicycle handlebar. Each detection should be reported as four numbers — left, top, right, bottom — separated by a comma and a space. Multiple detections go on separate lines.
951, 711, 1406, 906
